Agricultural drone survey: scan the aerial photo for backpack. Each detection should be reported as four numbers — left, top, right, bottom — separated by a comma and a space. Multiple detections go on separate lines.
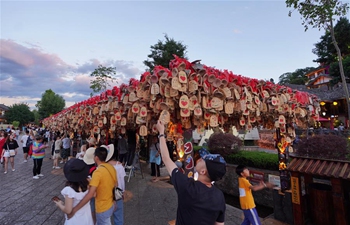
26, 136, 33, 147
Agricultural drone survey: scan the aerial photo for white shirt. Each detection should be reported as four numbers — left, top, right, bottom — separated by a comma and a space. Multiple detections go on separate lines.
113, 162, 126, 191
21, 134, 29, 147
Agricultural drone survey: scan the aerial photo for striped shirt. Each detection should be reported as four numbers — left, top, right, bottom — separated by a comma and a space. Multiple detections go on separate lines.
32, 142, 46, 159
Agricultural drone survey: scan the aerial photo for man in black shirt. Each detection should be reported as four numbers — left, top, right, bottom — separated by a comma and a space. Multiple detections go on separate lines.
156, 120, 227, 225
126, 129, 137, 166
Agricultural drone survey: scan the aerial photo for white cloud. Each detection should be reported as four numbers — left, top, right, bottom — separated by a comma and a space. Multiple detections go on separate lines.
0, 39, 144, 109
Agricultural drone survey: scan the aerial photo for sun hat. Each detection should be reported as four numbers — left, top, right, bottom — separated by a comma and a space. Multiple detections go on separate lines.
101, 144, 114, 162
64, 158, 89, 182
86, 137, 97, 146
83, 147, 96, 165
199, 149, 226, 182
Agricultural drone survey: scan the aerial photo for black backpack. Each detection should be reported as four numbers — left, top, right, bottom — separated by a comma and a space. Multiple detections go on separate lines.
26, 136, 33, 147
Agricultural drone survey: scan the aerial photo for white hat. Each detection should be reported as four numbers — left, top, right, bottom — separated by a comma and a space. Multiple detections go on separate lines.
83, 147, 96, 165
86, 137, 97, 146
101, 144, 114, 162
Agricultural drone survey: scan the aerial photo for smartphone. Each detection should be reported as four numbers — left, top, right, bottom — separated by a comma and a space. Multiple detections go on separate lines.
51, 196, 61, 202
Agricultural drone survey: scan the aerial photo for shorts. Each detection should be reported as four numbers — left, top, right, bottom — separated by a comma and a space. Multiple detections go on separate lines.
61, 148, 70, 159
52, 152, 61, 159
23, 147, 29, 154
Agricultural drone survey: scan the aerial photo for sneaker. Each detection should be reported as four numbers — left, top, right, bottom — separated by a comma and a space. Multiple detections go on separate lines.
52, 166, 55, 169
33, 175, 39, 179
59, 161, 64, 164
55, 166, 61, 169
12, 169, 15, 172
4, 171, 7, 174
38, 174, 44, 177
23, 160, 27, 163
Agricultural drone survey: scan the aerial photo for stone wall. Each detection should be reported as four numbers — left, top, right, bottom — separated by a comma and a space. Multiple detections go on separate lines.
216, 163, 280, 208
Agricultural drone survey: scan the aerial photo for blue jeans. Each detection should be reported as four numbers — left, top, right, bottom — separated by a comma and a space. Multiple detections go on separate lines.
96, 204, 113, 225
113, 200, 124, 225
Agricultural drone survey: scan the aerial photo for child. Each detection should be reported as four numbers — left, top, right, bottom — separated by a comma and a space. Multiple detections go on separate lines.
52, 136, 62, 169
32, 135, 48, 179
53, 158, 93, 225
236, 165, 274, 225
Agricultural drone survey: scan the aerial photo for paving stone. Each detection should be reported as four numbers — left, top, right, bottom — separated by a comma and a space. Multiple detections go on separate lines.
0, 136, 286, 225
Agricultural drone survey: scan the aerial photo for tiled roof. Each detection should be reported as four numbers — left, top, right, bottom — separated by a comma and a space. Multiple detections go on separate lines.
285, 83, 349, 101
0, 104, 9, 111
287, 157, 350, 180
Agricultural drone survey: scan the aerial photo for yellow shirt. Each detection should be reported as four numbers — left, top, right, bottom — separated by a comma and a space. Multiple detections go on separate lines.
238, 177, 256, 210
90, 163, 116, 213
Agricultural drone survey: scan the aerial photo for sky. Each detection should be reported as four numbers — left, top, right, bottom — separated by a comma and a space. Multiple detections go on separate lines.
0, 0, 332, 109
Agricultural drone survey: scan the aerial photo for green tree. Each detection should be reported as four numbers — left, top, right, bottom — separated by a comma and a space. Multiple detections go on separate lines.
12, 121, 20, 128
36, 89, 65, 119
312, 17, 350, 64
32, 109, 40, 125
329, 55, 350, 85
90, 65, 117, 95
286, 0, 350, 122
278, 67, 316, 85
5, 103, 34, 126
143, 34, 187, 72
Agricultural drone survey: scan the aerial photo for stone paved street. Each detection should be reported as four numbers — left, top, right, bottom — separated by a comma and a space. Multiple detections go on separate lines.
0, 139, 287, 225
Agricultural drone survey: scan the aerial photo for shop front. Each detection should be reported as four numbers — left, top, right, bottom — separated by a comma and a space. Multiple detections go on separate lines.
287, 156, 350, 225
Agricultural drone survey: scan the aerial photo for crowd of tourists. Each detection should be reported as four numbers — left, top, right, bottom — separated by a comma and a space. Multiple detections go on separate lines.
0, 122, 275, 225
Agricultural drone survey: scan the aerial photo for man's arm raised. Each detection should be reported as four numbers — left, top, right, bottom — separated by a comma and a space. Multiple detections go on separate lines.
155, 120, 177, 175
